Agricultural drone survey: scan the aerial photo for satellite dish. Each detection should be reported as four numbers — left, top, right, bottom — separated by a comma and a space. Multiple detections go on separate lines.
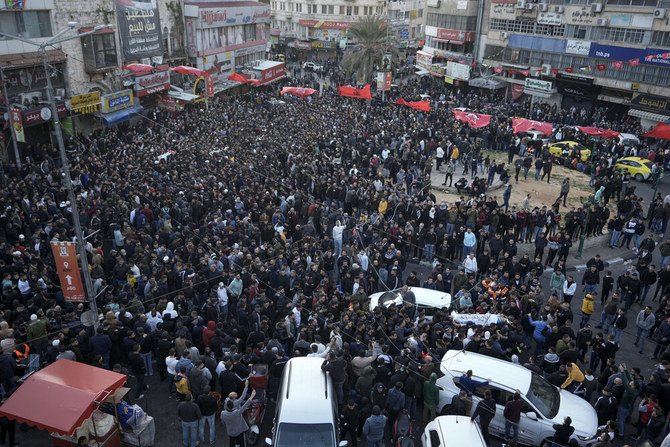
80, 309, 98, 327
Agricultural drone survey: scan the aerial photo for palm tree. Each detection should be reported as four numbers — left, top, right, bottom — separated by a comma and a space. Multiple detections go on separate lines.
341, 16, 398, 84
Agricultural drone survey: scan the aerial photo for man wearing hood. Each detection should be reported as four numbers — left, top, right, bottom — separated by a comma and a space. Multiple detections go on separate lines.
356, 366, 378, 401
162, 302, 178, 320
423, 372, 439, 423
202, 321, 216, 348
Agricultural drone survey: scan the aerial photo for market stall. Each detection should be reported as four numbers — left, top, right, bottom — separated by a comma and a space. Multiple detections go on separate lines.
0, 359, 154, 446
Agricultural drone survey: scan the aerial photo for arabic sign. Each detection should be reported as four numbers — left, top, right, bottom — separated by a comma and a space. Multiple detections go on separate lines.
416, 51, 433, 69
9, 107, 24, 143
298, 19, 351, 29
447, 61, 471, 81
70, 92, 101, 116
436, 28, 475, 42
198, 6, 270, 28
525, 78, 553, 92
491, 2, 517, 18
537, 12, 562, 25
22, 104, 67, 127
115, 0, 164, 60
631, 93, 670, 113
565, 5, 596, 25
134, 66, 171, 97
102, 90, 133, 114
50, 242, 86, 302
566, 40, 591, 56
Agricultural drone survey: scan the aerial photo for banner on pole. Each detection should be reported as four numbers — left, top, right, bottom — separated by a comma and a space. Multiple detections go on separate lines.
50, 242, 86, 302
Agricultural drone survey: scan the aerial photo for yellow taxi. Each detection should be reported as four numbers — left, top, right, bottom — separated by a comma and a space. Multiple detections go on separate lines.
614, 156, 653, 181
548, 141, 591, 162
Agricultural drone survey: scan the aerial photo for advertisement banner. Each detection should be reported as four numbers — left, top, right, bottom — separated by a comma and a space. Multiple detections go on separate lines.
298, 19, 351, 29
50, 242, 86, 302
115, 0, 164, 60
376, 72, 392, 91
69, 92, 101, 116
198, 6, 270, 28
157, 94, 180, 111
102, 90, 133, 114
134, 66, 171, 97
589, 44, 670, 67
524, 78, 553, 92
565, 40, 591, 56
9, 107, 24, 143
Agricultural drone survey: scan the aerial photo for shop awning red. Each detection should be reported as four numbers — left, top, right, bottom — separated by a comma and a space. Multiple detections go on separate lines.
0, 359, 127, 436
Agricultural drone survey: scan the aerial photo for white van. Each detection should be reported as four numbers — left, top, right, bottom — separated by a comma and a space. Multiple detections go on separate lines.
435, 350, 598, 446
266, 357, 347, 447
422, 415, 487, 447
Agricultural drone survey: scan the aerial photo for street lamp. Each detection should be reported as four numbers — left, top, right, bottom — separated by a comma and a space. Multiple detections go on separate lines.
0, 23, 112, 326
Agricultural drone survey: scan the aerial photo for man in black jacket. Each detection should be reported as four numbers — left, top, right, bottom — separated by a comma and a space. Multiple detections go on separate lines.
340, 399, 360, 447
471, 389, 496, 446
322, 351, 347, 409
552, 416, 575, 446
128, 343, 148, 400
197, 386, 219, 444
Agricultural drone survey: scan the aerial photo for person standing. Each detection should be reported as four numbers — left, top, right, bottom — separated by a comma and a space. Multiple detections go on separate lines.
557, 178, 570, 207
503, 390, 524, 443
471, 389, 496, 446
423, 372, 440, 423
178, 394, 202, 447
197, 386, 218, 445
340, 399, 360, 447
362, 405, 387, 447
552, 417, 575, 447
580, 294, 595, 329
634, 306, 655, 354
220, 389, 256, 447
501, 184, 512, 212
435, 145, 444, 171
442, 162, 455, 186
128, 343, 148, 400
463, 228, 476, 257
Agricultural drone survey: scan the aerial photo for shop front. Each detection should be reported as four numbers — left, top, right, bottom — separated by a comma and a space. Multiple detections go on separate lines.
133, 65, 171, 110
69, 91, 102, 137
99, 90, 144, 127
522, 77, 561, 108
556, 73, 600, 113
628, 92, 670, 128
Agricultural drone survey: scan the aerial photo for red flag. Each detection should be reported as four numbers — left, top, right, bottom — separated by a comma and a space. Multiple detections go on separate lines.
512, 118, 553, 136
576, 127, 621, 139
338, 84, 372, 100
280, 87, 317, 98
596, 64, 607, 71
643, 123, 670, 140
645, 55, 654, 62
123, 64, 155, 74
629, 58, 639, 67
507, 69, 517, 75
521, 70, 529, 76
564, 67, 574, 73
395, 98, 430, 112
494, 67, 503, 73
453, 110, 492, 128
663, 52, 670, 59
612, 61, 624, 69
228, 73, 261, 85
550, 68, 559, 74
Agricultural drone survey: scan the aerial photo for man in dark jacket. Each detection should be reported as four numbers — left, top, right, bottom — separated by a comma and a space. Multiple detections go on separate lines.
340, 399, 360, 447
197, 386, 219, 444
471, 389, 496, 446
322, 351, 347, 409
128, 343, 147, 400
552, 416, 575, 447
504, 390, 524, 442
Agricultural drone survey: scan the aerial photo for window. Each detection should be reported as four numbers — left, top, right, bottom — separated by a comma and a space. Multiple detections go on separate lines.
0, 10, 53, 39
354, 6, 359, 15
329, 5, 334, 14
81, 32, 117, 72
322, 5, 327, 13
652, 31, 670, 46
346, 6, 352, 15
339, 5, 344, 14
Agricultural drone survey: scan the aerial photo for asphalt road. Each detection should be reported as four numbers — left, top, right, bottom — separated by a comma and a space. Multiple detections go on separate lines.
12, 174, 669, 447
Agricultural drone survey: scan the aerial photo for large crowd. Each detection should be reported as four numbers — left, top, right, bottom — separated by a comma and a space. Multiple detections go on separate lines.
0, 71, 670, 447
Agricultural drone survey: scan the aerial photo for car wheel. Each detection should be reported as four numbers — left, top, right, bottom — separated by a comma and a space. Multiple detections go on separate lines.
635, 173, 644, 182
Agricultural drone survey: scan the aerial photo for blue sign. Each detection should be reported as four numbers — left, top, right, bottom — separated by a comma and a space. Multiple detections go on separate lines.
589, 43, 670, 67
399, 30, 409, 39
508, 35, 566, 54
102, 89, 134, 114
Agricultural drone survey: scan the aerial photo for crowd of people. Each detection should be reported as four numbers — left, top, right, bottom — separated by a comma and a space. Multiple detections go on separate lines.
0, 70, 669, 447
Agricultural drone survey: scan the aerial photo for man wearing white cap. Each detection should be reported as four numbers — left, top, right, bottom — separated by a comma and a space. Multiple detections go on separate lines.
217, 282, 229, 322
27, 311, 49, 364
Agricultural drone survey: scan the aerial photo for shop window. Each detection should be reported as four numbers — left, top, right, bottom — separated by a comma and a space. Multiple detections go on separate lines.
643, 67, 658, 84
0, 10, 52, 40
81, 32, 118, 73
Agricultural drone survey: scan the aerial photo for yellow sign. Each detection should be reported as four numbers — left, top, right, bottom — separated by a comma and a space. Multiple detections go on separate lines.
70, 92, 101, 110
72, 104, 101, 115
632, 83, 639, 91
445, 76, 454, 84
410, 9, 418, 19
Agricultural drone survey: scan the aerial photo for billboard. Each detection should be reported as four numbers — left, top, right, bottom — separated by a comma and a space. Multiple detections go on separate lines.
115, 0, 164, 60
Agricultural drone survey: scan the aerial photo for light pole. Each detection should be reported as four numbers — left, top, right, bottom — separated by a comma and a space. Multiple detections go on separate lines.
0, 23, 111, 325
0, 61, 22, 169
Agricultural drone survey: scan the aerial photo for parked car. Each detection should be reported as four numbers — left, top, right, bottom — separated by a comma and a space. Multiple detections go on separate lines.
421, 416, 487, 447
302, 61, 324, 72
548, 141, 591, 162
614, 156, 653, 181
436, 350, 598, 447
369, 287, 452, 317
618, 133, 640, 148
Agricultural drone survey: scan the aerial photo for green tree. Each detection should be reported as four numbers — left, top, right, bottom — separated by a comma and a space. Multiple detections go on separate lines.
341, 16, 397, 83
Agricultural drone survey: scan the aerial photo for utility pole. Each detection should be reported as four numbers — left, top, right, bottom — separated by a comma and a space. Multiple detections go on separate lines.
381, 2, 391, 103
0, 60, 22, 169
0, 23, 111, 326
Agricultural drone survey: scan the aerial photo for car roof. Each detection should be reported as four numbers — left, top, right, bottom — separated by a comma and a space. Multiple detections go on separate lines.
277, 357, 334, 424
425, 416, 486, 446
440, 350, 532, 392
369, 287, 451, 309
618, 156, 648, 162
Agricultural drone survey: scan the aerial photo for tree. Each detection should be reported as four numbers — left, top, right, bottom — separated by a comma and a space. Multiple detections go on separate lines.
341, 16, 398, 84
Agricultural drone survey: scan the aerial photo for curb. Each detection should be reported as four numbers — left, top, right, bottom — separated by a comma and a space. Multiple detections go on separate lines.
562, 252, 638, 272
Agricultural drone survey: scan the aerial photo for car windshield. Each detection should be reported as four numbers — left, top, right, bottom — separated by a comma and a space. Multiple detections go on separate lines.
526, 373, 559, 419
276, 423, 336, 447
377, 290, 403, 307
643, 161, 653, 168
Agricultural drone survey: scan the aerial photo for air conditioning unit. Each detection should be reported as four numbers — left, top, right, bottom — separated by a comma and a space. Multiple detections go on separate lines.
323, 36, 332, 41
591, 2, 602, 12
541, 63, 552, 75
596, 17, 608, 26
538, 4, 548, 12
554, 5, 564, 13
525, 3, 534, 9
18, 92, 42, 107
654, 8, 667, 18
501, 31, 509, 39
55, 88, 65, 98
516, 0, 526, 8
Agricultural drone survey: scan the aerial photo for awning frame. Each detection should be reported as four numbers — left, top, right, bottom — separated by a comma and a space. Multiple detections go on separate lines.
101, 105, 145, 126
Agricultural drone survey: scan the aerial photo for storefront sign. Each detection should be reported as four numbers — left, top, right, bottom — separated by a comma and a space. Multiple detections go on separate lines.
589, 44, 670, 67
556, 72, 594, 84
537, 12, 562, 25
135, 67, 171, 97
416, 51, 433, 69
296, 41, 311, 50
198, 6, 270, 28
102, 90, 133, 114
565, 40, 591, 56
197, 53, 233, 81
298, 19, 351, 29
524, 78, 553, 92
9, 107, 24, 143
436, 28, 475, 42
50, 242, 86, 302
22, 104, 67, 127
447, 61, 471, 81
156, 94, 179, 112
115, 0, 163, 60
631, 93, 670, 113
69, 92, 101, 116
430, 65, 446, 77
312, 41, 333, 49
5, 0, 25, 9
491, 2, 517, 18
565, 6, 596, 25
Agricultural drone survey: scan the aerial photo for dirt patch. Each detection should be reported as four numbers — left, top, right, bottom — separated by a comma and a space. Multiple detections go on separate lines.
432, 154, 593, 210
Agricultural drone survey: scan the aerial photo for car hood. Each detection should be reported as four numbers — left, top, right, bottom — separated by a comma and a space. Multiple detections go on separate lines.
551, 391, 598, 437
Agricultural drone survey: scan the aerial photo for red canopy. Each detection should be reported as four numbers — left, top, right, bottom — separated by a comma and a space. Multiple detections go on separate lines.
171, 65, 210, 78
122, 64, 155, 75
576, 126, 621, 139
643, 123, 670, 140
0, 359, 127, 436
512, 118, 553, 136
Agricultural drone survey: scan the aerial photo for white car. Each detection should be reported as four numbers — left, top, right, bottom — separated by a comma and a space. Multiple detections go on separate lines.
618, 133, 640, 148
369, 287, 452, 316
302, 61, 324, 72
422, 415, 486, 447
436, 350, 598, 446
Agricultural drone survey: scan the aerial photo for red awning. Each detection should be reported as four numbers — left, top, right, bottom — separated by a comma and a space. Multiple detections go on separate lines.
449, 40, 464, 45
0, 359, 127, 436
